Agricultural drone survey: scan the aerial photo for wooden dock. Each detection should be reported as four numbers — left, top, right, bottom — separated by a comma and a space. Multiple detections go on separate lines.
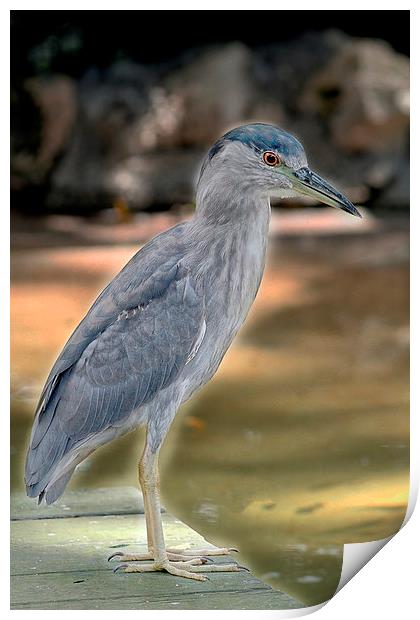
11, 487, 303, 610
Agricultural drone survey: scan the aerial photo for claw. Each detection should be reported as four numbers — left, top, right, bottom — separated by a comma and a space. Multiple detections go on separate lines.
229, 547, 239, 553
202, 556, 214, 564
113, 563, 128, 574
238, 564, 250, 572
108, 551, 124, 562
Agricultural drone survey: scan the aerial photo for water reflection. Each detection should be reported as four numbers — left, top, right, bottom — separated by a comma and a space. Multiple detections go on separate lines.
11, 220, 409, 606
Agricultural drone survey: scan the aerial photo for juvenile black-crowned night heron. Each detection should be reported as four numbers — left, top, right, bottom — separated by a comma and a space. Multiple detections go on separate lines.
25, 123, 361, 581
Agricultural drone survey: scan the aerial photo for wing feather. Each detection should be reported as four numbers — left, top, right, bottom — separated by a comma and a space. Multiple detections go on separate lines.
25, 227, 206, 501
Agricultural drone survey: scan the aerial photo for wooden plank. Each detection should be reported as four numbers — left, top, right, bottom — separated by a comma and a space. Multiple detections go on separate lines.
12, 514, 215, 576
11, 487, 148, 520
12, 589, 302, 610
11, 488, 303, 610
11, 566, 289, 606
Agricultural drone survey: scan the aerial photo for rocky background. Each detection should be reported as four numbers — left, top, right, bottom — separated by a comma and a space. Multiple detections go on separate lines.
11, 13, 410, 215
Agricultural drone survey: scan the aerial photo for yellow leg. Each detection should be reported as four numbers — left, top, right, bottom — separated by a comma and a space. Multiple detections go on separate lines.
110, 441, 207, 563
111, 439, 241, 581
138, 452, 153, 554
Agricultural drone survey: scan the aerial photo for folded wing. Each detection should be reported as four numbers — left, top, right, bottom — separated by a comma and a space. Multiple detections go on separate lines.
25, 231, 205, 502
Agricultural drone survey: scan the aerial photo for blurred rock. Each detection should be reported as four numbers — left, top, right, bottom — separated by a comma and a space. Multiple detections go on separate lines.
371, 151, 410, 209
48, 46, 285, 210
27, 76, 77, 167
106, 150, 203, 209
258, 31, 409, 208
11, 75, 76, 201
257, 30, 344, 114
158, 42, 284, 146
49, 61, 154, 207
299, 36, 409, 154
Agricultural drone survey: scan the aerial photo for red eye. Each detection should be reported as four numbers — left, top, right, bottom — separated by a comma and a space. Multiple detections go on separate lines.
263, 151, 280, 166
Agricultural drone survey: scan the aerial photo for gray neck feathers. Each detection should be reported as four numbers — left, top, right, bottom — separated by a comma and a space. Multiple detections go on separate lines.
187, 169, 271, 324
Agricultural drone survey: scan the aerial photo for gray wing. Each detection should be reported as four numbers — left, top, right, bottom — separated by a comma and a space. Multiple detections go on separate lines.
33, 223, 189, 415
25, 226, 205, 499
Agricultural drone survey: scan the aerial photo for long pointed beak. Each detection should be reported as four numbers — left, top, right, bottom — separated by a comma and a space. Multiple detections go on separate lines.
290, 167, 362, 218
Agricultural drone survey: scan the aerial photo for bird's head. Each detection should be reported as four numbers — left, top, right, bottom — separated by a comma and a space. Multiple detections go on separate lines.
200, 123, 361, 218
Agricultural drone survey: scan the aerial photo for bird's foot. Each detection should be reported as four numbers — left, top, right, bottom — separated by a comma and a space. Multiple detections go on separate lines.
108, 545, 238, 564
113, 559, 242, 581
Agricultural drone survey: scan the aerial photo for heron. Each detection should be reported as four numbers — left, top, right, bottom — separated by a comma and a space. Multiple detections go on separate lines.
25, 123, 361, 581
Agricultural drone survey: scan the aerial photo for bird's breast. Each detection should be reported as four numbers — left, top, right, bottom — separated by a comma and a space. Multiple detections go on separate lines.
191, 212, 269, 377
213, 234, 267, 336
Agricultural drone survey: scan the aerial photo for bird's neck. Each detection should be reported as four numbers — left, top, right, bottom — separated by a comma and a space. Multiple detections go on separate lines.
195, 172, 269, 226
189, 181, 271, 323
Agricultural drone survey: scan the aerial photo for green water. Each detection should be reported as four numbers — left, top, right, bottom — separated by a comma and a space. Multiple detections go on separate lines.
11, 225, 409, 606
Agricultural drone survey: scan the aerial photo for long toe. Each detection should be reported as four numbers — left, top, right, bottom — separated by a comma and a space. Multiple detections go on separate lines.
171, 558, 207, 567
185, 563, 241, 573
167, 552, 209, 563
108, 551, 153, 562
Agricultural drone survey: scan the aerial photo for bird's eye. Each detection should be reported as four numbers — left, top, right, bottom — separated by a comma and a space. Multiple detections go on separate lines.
263, 151, 280, 166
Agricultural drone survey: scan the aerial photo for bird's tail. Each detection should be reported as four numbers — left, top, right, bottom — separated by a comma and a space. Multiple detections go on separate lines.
26, 435, 92, 505
36, 470, 74, 505
25, 386, 83, 505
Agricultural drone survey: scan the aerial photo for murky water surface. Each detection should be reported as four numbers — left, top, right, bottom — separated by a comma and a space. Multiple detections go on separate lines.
11, 216, 409, 606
